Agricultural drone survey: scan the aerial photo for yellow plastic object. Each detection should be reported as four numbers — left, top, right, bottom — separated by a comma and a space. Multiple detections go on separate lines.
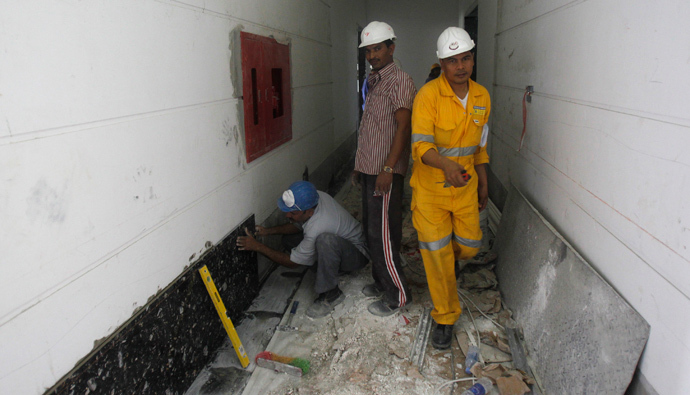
198, 265, 250, 368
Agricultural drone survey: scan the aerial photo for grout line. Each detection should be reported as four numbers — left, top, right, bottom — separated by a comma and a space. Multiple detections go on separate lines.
495, 0, 590, 36
0, 98, 236, 146
155, 0, 333, 47
493, 84, 690, 129
491, 132, 690, 300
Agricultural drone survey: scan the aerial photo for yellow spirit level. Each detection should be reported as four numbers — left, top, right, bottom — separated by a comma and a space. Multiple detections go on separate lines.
198, 265, 250, 368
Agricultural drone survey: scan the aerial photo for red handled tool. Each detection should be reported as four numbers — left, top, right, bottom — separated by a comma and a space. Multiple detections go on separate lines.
437, 170, 471, 187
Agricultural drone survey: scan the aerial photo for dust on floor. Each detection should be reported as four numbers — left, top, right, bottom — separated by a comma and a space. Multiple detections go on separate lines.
246, 182, 522, 395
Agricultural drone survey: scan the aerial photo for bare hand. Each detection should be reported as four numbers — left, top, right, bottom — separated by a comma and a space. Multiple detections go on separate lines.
236, 227, 261, 251
442, 160, 468, 188
351, 170, 361, 187
478, 183, 488, 212
374, 172, 393, 196
254, 225, 269, 237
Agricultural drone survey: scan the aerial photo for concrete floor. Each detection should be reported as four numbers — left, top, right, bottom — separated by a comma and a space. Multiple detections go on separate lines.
185, 182, 518, 395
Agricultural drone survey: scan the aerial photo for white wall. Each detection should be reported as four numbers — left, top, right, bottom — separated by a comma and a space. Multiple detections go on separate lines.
484, 0, 690, 393
0, 0, 357, 393
365, 0, 459, 89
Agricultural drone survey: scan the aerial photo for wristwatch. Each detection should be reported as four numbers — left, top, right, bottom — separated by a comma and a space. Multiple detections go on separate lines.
382, 166, 393, 173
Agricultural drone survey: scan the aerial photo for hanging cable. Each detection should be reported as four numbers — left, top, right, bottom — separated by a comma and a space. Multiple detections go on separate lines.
518, 86, 533, 151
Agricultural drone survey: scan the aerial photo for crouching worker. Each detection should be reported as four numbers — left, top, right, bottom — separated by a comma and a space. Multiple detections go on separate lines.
237, 181, 370, 319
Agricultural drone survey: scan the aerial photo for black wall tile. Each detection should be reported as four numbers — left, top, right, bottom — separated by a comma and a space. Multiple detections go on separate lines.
47, 216, 258, 395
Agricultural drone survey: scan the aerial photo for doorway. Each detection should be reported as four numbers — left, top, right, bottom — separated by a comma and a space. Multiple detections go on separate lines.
464, 7, 478, 82
357, 26, 367, 122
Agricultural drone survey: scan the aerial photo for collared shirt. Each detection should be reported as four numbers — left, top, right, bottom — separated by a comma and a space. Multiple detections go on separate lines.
355, 62, 417, 176
290, 191, 369, 266
410, 75, 490, 188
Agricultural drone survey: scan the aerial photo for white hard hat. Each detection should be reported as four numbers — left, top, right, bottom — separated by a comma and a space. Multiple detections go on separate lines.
436, 27, 475, 59
359, 21, 396, 48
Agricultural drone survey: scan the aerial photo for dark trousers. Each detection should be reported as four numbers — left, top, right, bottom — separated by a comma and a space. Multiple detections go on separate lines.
361, 174, 411, 307
282, 232, 368, 294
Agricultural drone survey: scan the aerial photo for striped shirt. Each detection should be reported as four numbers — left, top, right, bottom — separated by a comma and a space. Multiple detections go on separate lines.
355, 62, 417, 176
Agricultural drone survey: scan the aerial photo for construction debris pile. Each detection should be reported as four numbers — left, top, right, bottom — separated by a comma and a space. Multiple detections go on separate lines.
401, 223, 538, 395
258, 184, 539, 395
191, 183, 541, 395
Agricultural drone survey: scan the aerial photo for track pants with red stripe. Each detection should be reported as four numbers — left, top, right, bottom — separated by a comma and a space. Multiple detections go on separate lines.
361, 174, 411, 308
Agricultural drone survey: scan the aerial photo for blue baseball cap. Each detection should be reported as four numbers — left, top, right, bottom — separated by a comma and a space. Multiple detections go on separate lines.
277, 181, 319, 212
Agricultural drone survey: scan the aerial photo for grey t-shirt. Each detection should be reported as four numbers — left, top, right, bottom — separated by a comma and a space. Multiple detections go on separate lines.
290, 191, 369, 266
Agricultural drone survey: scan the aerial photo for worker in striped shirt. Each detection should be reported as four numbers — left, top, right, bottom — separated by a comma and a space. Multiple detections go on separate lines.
353, 21, 417, 316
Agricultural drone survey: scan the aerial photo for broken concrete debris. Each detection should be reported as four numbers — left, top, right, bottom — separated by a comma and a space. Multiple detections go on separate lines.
191, 184, 543, 395
468, 363, 534, 395
459, 267, 498, 289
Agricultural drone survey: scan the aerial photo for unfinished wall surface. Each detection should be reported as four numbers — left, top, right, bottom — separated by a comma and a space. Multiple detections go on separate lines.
483, 0, 690, 393
365, 0, 460, 89
495, 187, 649, 393
0, 1, 357, 393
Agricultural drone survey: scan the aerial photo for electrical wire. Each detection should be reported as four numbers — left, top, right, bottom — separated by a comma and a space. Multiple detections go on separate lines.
457, 288, 505, 330
433, 377, 476, 394
457, 290, 481, 350
449, 334, 456, 395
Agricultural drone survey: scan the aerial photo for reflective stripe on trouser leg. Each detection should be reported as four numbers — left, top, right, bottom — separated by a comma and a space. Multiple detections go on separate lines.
452, 211, 482, 261
362, 174, 409, 308
381, 188, 407, 307
412, 206, 462, 325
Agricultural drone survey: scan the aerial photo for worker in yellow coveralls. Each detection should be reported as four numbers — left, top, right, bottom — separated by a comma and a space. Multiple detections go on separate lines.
410, 27, 490, 349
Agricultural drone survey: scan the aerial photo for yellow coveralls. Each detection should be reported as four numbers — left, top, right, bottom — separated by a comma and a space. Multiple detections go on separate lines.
410, 75, 490, 325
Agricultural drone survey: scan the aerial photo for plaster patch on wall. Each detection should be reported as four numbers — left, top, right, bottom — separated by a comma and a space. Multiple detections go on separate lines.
228, 25, 245, 99
26, 178, 69, 224
269, 34, 291, 46
233, 125, 239, 148
132, 166, 158, 202
228, 26, 249, 171
222, 118, 234, 146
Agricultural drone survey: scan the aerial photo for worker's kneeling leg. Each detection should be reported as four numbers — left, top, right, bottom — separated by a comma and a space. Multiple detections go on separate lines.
314, 233, 368, 294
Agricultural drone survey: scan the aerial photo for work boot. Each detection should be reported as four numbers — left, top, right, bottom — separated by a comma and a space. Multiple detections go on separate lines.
306, 287, 344, 319
367, 293, 412, 317
361, 283, 383, 297
367, 300, 400, 317
431, 323, 453, 349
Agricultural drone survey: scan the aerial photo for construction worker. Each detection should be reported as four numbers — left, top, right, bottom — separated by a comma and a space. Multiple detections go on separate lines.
237, 181, 370, 319
353, 21, 416, 317
425, 63, 441, 83
410, 27, 490, 349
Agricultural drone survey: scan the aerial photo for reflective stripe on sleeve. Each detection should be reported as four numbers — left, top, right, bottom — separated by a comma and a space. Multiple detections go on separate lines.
438, 146, 478, 158
411, 134, 435, 143
418, 233, 452, 251
453, 234, 482, 248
